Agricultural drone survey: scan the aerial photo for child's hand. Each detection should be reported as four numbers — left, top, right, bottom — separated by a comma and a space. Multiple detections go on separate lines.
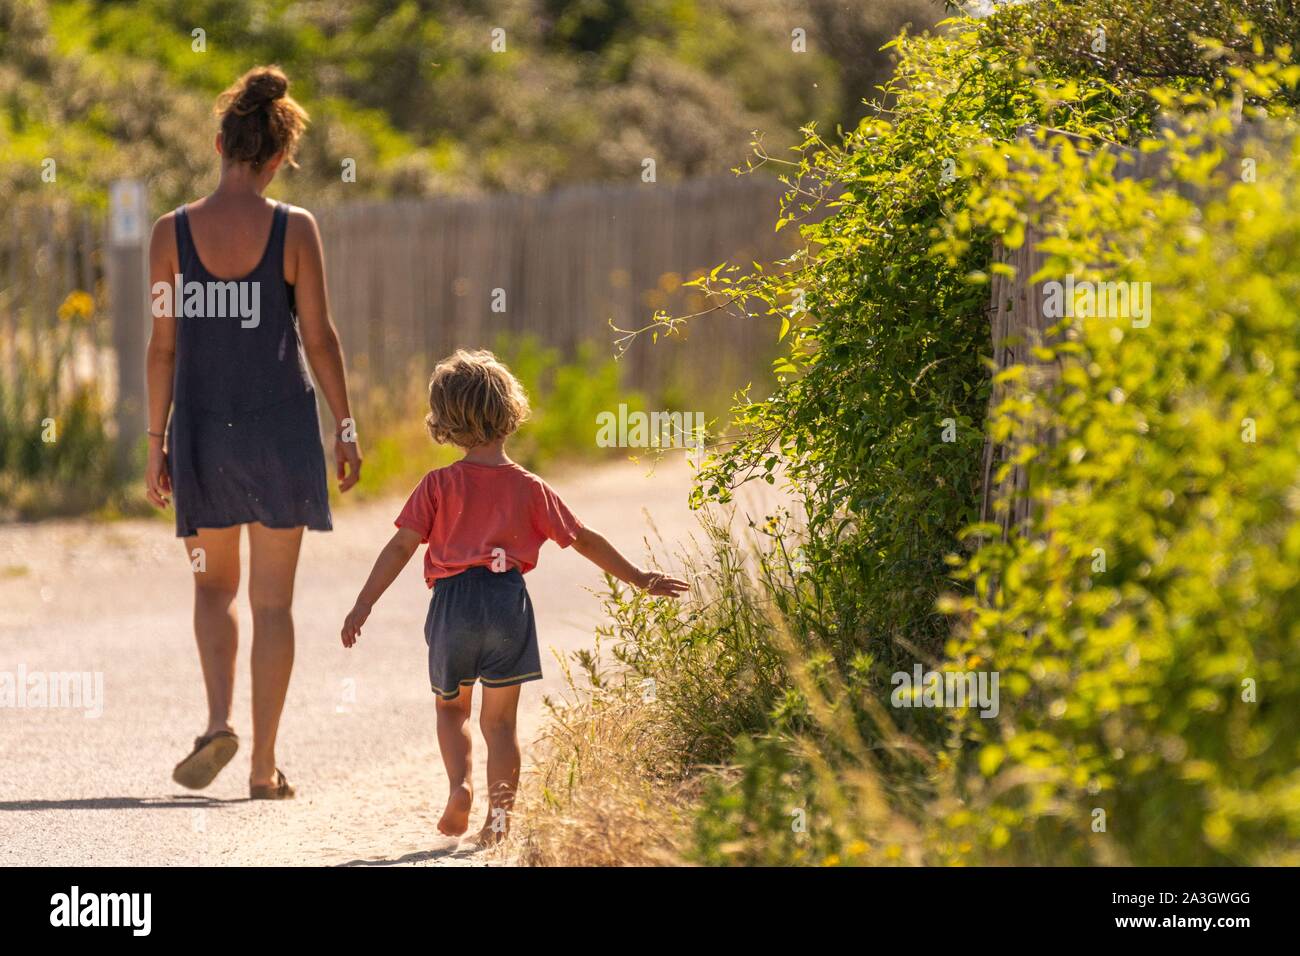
639, 570, 690, 598
341, 601, 371, 647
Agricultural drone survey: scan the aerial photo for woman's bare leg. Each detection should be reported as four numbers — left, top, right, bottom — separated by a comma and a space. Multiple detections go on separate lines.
247, 523, 304, 788
435, 690, 474, 836
476, 683, 522, 844
186, 526, 241, 738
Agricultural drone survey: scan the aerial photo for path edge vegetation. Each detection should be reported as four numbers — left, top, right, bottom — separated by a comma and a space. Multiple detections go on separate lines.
517, 0, 1300, 866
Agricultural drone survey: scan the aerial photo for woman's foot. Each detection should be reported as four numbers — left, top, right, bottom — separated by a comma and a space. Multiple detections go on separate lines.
249, 756, 280, 791
172, 729, 239, 790
437, 784, 473, 836
249, 768, 295, 800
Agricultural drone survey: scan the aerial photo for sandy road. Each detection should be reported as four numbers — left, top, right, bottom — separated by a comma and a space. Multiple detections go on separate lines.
0, 458, 766, 867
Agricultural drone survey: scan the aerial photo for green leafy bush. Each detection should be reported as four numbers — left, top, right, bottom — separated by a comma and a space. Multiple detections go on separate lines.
527, 1, 1300, 866
683, 0, 1300, 726
939, 81, 1300, 865
688, 0, 1298, 668
492, 335, 646, 470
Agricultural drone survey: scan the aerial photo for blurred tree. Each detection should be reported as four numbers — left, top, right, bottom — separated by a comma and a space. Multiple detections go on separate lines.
0, 0, 941, 211
808, 0, 941, 124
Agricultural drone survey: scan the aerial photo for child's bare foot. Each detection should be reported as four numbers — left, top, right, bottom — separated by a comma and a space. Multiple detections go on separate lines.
437, 784, 473, 836
469, 811, 509, 847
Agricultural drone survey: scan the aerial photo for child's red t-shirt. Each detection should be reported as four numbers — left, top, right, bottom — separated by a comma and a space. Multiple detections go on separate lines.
395, 460, 584, 586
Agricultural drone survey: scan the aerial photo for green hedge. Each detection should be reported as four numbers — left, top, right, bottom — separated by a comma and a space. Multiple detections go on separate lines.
939, 76, 1300, 864
600, 0, 1300, 865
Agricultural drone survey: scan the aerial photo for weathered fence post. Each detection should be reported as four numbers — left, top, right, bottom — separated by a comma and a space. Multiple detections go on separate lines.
107, 180, 149, 477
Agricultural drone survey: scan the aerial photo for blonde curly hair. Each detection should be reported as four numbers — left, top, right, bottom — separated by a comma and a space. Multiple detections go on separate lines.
425, 349, 530, 448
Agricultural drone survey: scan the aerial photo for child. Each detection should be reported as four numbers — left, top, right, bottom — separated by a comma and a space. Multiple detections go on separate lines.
341, 349, 688, 844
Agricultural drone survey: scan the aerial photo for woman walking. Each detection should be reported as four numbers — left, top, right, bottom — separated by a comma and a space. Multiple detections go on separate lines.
144, 66, 361, 799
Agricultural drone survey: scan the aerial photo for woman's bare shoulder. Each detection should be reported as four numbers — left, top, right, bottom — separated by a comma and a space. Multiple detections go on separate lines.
282, 204, 323, 261
282, 204, 320, 234
149, 211, 179, 260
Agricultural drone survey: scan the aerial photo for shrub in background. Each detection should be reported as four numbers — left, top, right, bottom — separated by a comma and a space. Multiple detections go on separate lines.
495, 335, 645, 471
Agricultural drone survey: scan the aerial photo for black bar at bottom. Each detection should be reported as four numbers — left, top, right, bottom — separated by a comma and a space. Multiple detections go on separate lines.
0, 865, 1287, 942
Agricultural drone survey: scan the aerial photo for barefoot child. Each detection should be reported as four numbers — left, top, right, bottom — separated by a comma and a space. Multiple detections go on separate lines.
341, 349, 688, 843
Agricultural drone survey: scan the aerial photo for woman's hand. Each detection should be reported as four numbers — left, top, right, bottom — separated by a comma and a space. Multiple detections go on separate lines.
145, 438, 171, 509
335, 431, 362, 493
341, 601, 371, 647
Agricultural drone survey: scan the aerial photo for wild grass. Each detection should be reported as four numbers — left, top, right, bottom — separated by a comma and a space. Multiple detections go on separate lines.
0, 358, 121, 521
515, 645, 699, 867
512, 506, 943, 867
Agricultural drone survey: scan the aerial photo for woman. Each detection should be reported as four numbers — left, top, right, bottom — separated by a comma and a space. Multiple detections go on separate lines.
144, 66, 361, 799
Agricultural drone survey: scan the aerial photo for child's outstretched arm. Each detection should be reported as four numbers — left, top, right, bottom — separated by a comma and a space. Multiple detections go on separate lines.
341, 527, 423, 647
571, 526, 689, 598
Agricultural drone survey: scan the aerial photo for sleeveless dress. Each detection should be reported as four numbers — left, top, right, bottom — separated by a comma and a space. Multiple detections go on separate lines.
167, 202, 333, 538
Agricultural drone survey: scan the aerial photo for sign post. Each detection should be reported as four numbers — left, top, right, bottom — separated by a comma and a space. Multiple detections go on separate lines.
107, 180, 149, 477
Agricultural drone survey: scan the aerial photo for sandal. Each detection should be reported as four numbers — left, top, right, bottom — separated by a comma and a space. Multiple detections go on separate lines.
172, 730, 239, 790
250, 769, 295, 801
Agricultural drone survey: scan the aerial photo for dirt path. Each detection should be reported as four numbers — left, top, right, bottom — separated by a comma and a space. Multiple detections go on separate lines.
0, 458, 774, 867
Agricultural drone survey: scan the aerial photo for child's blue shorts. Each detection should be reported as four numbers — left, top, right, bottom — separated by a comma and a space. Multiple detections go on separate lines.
424, 566, 542, 700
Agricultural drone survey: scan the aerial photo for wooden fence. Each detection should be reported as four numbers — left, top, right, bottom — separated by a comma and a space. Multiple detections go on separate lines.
0, 202, 113, 446
0, 175, 789, 469
316, 174, 789, 405
0, 203, 109, 391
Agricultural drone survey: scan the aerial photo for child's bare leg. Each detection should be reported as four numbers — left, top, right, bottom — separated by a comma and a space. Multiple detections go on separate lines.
475, 684, 522, 844
435, 690, 474, 836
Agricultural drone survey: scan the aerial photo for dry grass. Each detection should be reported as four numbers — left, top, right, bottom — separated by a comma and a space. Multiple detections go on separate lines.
514, 669, 700, 867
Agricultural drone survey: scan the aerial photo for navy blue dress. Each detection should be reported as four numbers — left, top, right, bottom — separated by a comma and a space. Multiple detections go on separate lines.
167, 202, 333, 538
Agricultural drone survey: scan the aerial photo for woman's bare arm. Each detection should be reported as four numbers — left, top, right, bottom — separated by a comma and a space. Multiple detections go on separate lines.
144, 215, 178, 508
287, 206, 361, 492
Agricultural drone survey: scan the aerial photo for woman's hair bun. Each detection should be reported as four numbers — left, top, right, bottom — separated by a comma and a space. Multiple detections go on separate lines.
230, 68, 289, 116
215, 65, 309, 170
